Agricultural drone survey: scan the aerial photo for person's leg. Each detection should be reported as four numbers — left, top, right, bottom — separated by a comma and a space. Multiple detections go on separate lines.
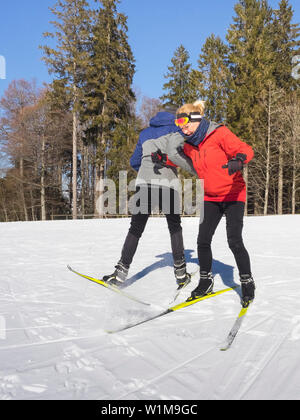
120, 213, 150, 266
166, 212, 192, 287
190, 202, 224, 298
225, 201, 251, 275
162, 187, 190, 288
197, 201, 224, 272
225, 201, 255, 306
103, 186, 151, 286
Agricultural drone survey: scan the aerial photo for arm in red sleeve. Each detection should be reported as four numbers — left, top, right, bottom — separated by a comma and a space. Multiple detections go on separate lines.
219, 126, 254, 164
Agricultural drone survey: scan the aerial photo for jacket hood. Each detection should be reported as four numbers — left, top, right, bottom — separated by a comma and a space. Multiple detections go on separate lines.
149, 112, 175, 127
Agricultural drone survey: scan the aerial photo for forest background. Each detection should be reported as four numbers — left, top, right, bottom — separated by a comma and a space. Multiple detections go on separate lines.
0, 0, 299, 221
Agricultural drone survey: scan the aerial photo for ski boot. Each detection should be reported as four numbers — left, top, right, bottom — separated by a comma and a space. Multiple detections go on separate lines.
240, 274, 255, 308
103, 261, 129, 287
188, 271, 214, 301
174, 260, 191, 290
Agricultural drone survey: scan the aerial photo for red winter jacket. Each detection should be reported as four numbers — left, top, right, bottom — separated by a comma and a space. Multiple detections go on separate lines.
183, 126, 254, 202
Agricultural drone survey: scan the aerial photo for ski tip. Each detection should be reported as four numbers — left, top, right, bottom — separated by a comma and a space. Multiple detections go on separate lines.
66, 265, 78, 274
220, 342, 231, 351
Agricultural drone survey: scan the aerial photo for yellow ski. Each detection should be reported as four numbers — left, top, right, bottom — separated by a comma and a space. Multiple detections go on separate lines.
67, 265, 151, 307
220, 304, 251, 351
107, 286, 238, 334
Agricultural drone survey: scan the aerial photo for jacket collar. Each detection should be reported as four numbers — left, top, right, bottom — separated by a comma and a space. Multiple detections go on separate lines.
184, 118, 210, 146
185, 120, 223, 147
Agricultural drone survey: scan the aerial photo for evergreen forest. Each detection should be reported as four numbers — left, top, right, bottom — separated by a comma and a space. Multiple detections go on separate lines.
0, 0, 299, 221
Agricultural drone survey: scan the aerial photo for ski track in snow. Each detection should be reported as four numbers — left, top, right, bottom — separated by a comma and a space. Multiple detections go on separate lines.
0, 215, 300, 400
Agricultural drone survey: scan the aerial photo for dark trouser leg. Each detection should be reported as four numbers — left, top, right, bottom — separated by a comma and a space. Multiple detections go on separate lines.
163, 188, 185, 264
120, 213, 150, 267
166, 215, 185, 263
119, 185, 151, 267
162, 187, 190, 285
121, 186, 185, 270
197, 202, 224, 273
166, 213, 190, 286
225, 202, 251, 276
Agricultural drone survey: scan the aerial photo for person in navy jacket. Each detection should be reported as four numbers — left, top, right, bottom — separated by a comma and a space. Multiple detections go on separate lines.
103, 110, 195, 290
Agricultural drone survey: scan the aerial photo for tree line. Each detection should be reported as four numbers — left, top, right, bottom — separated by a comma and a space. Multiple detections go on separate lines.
0, 0, 299, 222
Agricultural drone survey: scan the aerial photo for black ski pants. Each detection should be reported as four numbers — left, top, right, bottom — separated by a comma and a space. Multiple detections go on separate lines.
198, 201, 251, 276
120, 185, 185, 267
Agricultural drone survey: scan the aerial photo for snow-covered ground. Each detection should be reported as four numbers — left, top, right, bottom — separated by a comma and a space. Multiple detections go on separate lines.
0, 214, 300, 400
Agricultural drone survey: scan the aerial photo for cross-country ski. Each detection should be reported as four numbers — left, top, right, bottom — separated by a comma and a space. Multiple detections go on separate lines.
67, 265, 151, 307
220, 305, 251, 351
107, 286, 238, 334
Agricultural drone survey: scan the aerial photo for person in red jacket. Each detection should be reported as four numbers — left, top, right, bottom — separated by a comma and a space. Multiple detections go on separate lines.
167, 100, 255, 307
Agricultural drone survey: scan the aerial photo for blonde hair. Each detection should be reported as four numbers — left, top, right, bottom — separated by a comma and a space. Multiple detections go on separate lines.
177, 100, 206, 117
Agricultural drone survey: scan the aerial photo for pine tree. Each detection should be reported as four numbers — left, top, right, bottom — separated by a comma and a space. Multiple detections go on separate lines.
271, 0, 300, 92
197, 34, 231, 122
187, 69, 204, 105
160, 45, 193, 107
227, 0, 274, 139
41, 0, 91, 219
226, 0, 275, 214
82, 0, 135, 217
269, 0, 300, 214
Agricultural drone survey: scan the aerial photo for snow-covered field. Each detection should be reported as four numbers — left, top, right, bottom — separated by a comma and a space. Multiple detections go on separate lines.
0, 214, 300, 400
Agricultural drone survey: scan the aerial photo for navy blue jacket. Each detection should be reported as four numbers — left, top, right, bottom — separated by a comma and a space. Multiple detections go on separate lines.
130, 112, 179, 171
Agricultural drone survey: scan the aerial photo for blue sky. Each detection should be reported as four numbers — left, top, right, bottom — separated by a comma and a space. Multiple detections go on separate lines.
0, 0, 299, 100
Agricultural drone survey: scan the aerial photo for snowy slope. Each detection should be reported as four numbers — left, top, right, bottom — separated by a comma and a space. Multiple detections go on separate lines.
0, 215, 300, 400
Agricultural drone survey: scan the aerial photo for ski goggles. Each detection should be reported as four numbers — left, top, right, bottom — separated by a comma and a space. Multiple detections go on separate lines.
175, 112, 202, 127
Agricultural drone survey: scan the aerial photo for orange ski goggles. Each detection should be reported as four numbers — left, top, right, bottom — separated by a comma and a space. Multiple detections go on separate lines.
175, 116, 190, 127
175, 112, 202, 127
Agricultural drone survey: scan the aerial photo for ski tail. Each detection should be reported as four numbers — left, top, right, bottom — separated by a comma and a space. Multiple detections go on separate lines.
67, 265, 151, 307
173, 286, 238, 311
220, 305, 250, 351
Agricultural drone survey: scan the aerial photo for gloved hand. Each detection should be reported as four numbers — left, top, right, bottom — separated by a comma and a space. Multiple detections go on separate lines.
151, 149, 176, 175
222, 153, 247, 175
151, 149, 167, 165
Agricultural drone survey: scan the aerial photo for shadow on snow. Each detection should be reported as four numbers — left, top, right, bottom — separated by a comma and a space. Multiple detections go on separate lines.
125, 249, 240, 297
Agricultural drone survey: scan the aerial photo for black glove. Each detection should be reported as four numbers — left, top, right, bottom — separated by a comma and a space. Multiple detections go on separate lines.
151, 149, 170, 175
151, 149, 167, 165
222, 153, 247, 176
